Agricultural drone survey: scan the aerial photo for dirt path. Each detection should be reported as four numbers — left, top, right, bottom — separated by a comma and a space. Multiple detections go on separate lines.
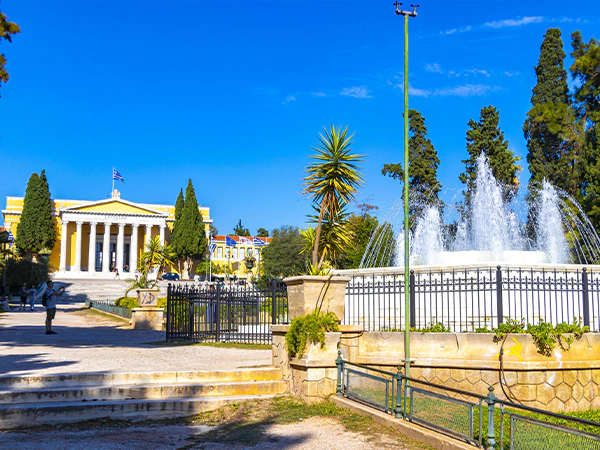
0, 303, 272, 377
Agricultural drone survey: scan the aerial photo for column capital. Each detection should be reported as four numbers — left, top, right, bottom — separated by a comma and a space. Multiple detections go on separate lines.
132, 223, 140, 230
76, 221, 84, 227
61, 219, 70, 225
89, 221, 98, 227
118, 222, 126, 230
104, 222, 113, 227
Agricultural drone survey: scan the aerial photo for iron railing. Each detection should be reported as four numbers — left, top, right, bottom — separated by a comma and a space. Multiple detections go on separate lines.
336, 355, 600, 449
343, 266, 600, 332
166, 280, 288, 344
85, 300, 133, 319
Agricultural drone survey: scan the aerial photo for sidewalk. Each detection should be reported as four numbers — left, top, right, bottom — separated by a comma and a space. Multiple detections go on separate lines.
0, 303, 272, 377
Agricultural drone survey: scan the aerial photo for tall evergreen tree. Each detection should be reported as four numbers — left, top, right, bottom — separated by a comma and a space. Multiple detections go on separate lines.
233, 220, 250, 236
570, 31, 600, 229
176, 179, 207, 277
170, 189, 185, 273
524, 28, 572, 193
16, 171, 56, 258
459, 105, 521, 206
382, 109, 443, 221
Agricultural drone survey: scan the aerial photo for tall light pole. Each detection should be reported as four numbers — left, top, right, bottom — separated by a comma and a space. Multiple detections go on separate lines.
394, 1, 418, 379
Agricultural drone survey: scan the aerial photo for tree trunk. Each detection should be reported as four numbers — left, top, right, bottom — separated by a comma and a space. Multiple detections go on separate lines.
312, 197, 328, 268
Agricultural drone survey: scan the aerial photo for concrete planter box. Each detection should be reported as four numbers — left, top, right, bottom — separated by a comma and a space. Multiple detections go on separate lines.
283, 275, 351, 321
136, 288, 160, 307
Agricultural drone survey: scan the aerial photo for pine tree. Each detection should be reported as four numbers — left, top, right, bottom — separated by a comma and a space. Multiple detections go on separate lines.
176, 179, 207, 276
16, 171, 56, 258
0, 10, 21, 95
233, 220, 250, 236
459, 105, 521, 207
524, 28, 572, 193
382, 110, 443, 221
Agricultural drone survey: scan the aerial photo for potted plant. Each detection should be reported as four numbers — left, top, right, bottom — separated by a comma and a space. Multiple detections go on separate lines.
244, 250, 256, 270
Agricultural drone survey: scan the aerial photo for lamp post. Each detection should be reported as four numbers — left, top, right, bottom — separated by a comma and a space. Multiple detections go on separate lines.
394, 1, 419, 380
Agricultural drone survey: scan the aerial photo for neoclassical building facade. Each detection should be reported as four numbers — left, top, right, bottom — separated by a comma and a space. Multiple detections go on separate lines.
2, 191, 211, 278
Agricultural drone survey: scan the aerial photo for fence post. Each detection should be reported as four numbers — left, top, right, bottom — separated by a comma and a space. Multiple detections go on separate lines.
485, 385, 497, 450
394, 366, 404, 419
215, 283, 221, 342
496, 266, 503, 327
271, 279, 277, 325
166, 284, 171, 341
336, 350, 344, 395
582, 268, 591, 328
409, 271, 416, 329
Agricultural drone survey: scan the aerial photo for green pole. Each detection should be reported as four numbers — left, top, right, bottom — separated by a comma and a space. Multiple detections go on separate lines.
402, 12, 410, 380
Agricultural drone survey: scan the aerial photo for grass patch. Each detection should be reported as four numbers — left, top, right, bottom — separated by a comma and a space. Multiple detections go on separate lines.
146, 341, 271, 350
76, 308, 130, 325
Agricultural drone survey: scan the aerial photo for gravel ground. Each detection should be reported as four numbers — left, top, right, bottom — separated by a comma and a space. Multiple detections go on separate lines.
2, 416, 424, 450
0, 303, 272, 377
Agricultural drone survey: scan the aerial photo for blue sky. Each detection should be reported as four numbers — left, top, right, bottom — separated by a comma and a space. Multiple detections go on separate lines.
1, 0, 599, 235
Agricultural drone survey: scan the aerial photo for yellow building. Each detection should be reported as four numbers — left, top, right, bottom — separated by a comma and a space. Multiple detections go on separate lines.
2, 190, 211, 278
210, 235, 271, 279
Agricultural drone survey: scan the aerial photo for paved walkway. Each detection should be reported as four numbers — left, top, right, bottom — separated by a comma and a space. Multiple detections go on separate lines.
0, 303, 272, 377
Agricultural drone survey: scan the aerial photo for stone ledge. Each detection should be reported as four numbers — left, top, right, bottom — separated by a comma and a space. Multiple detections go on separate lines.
290, 358, 338, 369
331, 396, 474, 450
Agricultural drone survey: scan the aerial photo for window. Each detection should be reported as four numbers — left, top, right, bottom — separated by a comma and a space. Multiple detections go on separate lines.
233, 248, 238, 259
217, 247, 223, 259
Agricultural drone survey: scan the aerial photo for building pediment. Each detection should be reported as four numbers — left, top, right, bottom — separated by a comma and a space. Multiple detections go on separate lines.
61, 198, 168, 217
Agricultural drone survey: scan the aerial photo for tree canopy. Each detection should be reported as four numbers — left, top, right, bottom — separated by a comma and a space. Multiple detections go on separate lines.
382, 109, 443, 222
16, 171, 56, 258
0, 9, 20, 95
459, 105, 521, 206
233, 219, 250, 236
256, 227, 269, 237
261, 226, 306, 278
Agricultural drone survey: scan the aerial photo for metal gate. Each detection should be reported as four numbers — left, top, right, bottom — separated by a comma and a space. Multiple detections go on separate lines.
166, 280, 288, 344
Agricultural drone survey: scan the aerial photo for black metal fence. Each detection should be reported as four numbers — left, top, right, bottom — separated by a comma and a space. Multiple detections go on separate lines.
344, 266, 600, 332
166, 280, 288, 344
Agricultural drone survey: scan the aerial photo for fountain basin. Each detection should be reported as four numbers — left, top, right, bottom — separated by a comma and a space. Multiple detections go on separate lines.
410, 250, 549, 266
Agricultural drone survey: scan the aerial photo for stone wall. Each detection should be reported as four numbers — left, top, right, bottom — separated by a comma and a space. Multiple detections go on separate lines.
349, 332, 600, 413
131, 307, 164, 331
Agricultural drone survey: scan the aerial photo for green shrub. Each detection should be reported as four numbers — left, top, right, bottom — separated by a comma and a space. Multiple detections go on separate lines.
285, 311, 339, 358
157, 297, 167, 308
114, 297, 138, 309
4, 258, 51, 293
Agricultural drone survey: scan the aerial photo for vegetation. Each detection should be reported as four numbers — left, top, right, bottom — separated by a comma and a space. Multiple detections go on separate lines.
337, 205, 380, 269
15, 171, 57, 258
170, 188, 185, 274
303, 125, 364, 271
3, 257, 50, 292
382, 110, 443, 223
126, 237, 175, 293
285, 311, 339, 357
261, 226, 306, 277
233, 220, 250, 236
114, 296, 167, 309
170, 179, 207, 276
256, 227, 269, 237
459, 105, 521, 207
0, 9, 20, 95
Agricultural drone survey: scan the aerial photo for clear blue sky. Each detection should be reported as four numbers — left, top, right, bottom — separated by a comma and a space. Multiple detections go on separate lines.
1, 0, 598, 235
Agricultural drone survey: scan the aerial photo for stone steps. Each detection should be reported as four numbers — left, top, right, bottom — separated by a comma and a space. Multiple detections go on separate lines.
49, 279, 186, 303
0, 368, 287, 429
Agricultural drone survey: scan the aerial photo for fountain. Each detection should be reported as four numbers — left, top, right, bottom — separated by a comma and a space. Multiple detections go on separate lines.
361, 153, 600, 268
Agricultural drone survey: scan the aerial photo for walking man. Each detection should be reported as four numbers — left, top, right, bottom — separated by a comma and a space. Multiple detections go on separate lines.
43, 281, 65, 335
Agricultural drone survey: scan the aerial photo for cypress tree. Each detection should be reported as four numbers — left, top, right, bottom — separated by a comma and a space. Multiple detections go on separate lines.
524, 28, 572, 194
459, 105, 521, 206
177, 179, 207, 275
382, 109, 443, 221
16, 171, 56, 258
170, 188, 185, 272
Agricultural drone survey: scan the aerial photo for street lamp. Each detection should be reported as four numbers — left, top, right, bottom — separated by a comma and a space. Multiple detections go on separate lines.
394, 1, 419, 380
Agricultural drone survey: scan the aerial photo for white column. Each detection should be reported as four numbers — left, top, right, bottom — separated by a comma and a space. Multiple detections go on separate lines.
74, 221, 84, 272
130, 224, 139, 273
102, 222, 112, 273
88, 222, 97, 274
145, 224, 152, 247
159, 225, 166, 246
116, 223, 125, 274
59, 219, 69, 272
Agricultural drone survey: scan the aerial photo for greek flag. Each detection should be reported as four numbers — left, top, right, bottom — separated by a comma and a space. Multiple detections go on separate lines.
209, 237, 216, 253
112, 169, 124, 182
225, 236, 237, 247
253, 237, 266, 246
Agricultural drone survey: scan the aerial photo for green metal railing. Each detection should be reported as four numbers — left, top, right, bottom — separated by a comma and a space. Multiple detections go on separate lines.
336, 353, 600, 449
86, 300, 132, 319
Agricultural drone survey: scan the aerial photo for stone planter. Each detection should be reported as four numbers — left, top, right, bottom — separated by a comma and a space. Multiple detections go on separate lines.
132, 307, 164, 330
136, 288, 160, 307
283, 275, 351, 321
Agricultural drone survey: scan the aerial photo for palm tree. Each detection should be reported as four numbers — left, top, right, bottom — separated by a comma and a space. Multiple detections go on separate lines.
303, 125, 364, 270
138, 237, 175, 288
